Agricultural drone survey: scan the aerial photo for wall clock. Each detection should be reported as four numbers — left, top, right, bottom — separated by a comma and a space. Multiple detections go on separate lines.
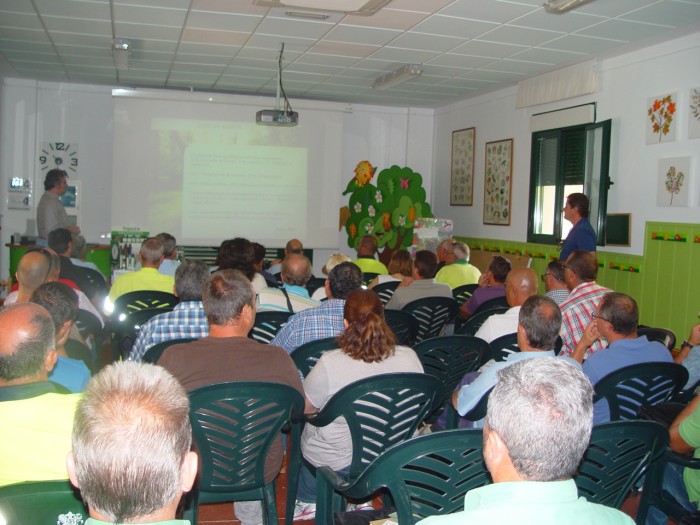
38, 142, 79, 174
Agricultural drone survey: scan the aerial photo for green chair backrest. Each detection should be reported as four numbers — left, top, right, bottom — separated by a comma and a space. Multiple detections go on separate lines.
0, 480, 88, 525
455, 307, 509, 336
112, 290, 178, 318
248, 311, 292, 344
489, 332, 519, 362
452, 283, 478, 306
412, 335, 490, 417
638, 327, 677, 351
306, 372, 441, 478
372, 281, 400, 306
472, 295, 509, 316
575, 420, 669, 509
593, 362, 689, 421
384, 309, 418, 346
142, 337, 198, 364
401, 297, 458, 343
291, 337, 338, 378
316, 428, 490, 525
185, 381, 304, 525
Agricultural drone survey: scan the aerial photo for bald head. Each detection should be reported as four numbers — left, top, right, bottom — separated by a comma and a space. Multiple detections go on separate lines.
505, 268, 538, 307
285, 239, 303, 255
0, 303, 56, 385
280, 254, 313, 287
16, 248, 60, 295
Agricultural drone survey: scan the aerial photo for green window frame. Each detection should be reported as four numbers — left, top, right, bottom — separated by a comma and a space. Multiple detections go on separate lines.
527, 119, 612, 246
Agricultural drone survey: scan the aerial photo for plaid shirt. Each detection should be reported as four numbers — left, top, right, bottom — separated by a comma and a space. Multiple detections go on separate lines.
545, 288, 570, 306
559, 282, 610, 358
129, 301, 209, 362
271, 299, 345, 354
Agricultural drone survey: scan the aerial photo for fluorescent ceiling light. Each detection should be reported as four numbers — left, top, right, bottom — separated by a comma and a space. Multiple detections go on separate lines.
284, 10, 330, 20
543, 0, 597, 14
373, 64, 423, 90
253, 0, 393, 16
112, 38, 130, 71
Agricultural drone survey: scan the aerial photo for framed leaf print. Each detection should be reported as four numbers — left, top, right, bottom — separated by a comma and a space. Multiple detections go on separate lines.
450, 127, 475, 206
483, 139, 513, 226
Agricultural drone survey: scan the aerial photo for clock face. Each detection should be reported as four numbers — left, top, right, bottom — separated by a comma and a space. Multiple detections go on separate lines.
39, 142, 79, 174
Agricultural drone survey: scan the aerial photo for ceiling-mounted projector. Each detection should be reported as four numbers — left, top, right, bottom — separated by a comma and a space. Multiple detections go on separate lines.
256, 109, 299, 126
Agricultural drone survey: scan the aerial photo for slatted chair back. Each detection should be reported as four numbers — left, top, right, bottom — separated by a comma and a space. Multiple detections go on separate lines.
185, 381, 304, 525
112, 290, 179, 318
362, 272, 380, 287
413, 335, 490, 419
638, 327, 677, 351
112, 306, 174, 361
291, 337, 338, 378
455, 307, 509, 336
575, 420, 669, 509
0, 480, 88, 525
452, 283, 478, 306
489, 332, 519, 362
74, 309, 104, 369
384, 309, 418, 346
142, 337, 198, 364
316, 428, 489, 525
305, 276, 327, 296
593, 362, 688, 421
471, 295, 509, 316
372, 280, 400, 306
248, 310, 292, 344
401, 297, 459, 343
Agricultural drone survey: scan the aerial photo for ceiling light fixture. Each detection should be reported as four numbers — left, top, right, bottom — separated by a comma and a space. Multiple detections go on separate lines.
284, 10, 330, 20
543, 0, 597, 14
372, 64, 423, 90
112, 38, 130, 71
253, 0, 393, 16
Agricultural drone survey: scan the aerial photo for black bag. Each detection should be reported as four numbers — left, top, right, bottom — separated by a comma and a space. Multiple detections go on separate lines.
636, 402, 686, 428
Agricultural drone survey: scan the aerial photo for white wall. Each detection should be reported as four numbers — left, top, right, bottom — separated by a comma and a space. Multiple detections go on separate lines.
431, 31, 700, 256
0, 79, 434, 279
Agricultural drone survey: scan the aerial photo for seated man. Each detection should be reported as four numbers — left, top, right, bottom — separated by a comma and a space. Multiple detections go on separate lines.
48, 227, 99, 302
453, 295, 579, 426
70, 234, 103, 274
272, 262, 362, 354
68, 361, 198, 525
30, 281, 91, 393
574, 292, 673, 424
268, 238, 304, 275
105, 237, 175, 313
385, 250, 452, 310
0, 303, 81, 486
352, 235, 388, 276
155, 232, 181, 276
674, 323, 700, 388
129, 260, 211, 362
473, 267, 537, 343
257, 253, 320, 313
159, 269, 303, 525
435, 241, 481, 289
459, 255, 511, 319
543, 260, 570, 306
418, 358, 633, 525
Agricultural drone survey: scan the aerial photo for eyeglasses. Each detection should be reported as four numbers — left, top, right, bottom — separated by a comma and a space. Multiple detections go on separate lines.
591, 314, 610, 323
541, 272, 551, 281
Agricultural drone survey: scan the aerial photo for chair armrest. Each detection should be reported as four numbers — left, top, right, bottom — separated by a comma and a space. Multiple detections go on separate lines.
317, 465, 350, 491
663, 449, 700, 469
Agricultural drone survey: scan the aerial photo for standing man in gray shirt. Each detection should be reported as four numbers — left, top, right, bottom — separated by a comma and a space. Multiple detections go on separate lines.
37, 168, 80, 241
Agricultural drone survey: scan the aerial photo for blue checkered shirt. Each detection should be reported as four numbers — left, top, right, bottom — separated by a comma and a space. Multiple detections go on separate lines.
271, 299, 345, 354
129, 301, 209, 362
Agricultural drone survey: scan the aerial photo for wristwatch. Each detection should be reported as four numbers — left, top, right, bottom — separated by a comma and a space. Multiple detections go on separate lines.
681, 341, 694, 351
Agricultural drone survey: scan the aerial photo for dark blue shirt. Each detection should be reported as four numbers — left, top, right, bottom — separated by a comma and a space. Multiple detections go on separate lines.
560, 218, 597, 260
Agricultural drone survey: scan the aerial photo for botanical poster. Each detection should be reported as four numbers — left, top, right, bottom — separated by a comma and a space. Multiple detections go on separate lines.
657, 157, 690, 207
483, 139, 513, 225
450, 127, 475, 205
646, 92, 677, 144
690, 87, 700, 140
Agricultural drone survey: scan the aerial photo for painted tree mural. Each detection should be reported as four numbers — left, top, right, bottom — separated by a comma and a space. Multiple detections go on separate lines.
343, 163, 433, 265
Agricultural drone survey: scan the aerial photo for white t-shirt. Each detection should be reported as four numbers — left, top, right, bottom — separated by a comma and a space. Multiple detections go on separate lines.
301, 346, 424, 470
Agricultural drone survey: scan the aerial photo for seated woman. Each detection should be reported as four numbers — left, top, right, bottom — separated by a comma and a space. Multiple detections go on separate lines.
293, 289, 424, 521
368, 249, 413, 288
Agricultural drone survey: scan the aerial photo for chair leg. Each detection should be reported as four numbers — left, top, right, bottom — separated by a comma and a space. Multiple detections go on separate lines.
263, 482, 278, 525
285, 428, 302, 525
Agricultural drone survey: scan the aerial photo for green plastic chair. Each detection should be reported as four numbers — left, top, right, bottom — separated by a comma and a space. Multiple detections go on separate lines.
0, 480, 88, 525
248, 311, 292, 344
489, 332, 519, 362
593, 362, 689, 421
575, 420, 669, 510
141, 337, 198, 364
638, 326, 677, 351
412, 335, 490, 420
443, 385, 494, 429
372, 281, 400, 306
452, 283, 478, 306
298, 373, 441, 522
471, 295, 509, 316
184, 381, 304, 525
384, 309, 418, 346
401, 297, 459, 343
316, 428, 490, 525
112, 290, 179, 318
362, 272, 380, 287
455, 307, 509, 336
75, 308, 104, 369
290, 337, 338, 378
637, 448, 700, 524
112, 307, 174, 360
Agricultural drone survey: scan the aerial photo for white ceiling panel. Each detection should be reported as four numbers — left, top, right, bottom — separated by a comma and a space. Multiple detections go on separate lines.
0, 0, 697, 108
